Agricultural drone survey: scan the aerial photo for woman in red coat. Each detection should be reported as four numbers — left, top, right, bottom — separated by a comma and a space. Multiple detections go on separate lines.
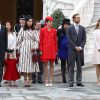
39, 16, 58, 86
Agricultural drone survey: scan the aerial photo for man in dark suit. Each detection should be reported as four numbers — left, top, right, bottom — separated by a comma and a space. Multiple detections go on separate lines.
67, 14, 86, 87
0, 19, 7, 87
32, 21, 43, 84
14, 15, 25, 36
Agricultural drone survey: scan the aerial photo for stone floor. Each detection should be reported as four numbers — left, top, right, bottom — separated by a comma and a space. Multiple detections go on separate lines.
0, 81, 100, 100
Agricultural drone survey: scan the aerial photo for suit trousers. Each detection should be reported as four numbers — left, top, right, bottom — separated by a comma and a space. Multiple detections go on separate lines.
68, 52, 82, 84
32, 60, 43, 81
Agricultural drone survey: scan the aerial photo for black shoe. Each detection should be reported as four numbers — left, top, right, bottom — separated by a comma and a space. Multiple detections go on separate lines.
0, 84, 1, 87
69, 83, 73, 87
38, 80, 43, 83
77, 83, 85, 87
63, 77, 66, 83
32, 80, 36, 84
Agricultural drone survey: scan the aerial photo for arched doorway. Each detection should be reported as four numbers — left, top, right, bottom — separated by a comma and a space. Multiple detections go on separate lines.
0, 0, 43, 26
17, 0, 43, 21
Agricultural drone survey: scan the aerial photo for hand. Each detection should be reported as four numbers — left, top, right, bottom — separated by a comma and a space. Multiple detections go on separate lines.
75, 47, 81, 52
39, 51, 42, 55
5, 52, 7, 59
98, 49, 100, 51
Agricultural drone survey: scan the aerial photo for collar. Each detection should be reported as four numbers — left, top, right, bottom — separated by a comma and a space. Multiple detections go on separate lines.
73, 23, 80, 26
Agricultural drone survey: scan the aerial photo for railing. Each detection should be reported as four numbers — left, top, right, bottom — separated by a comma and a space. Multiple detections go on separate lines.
69, 0, 95, 26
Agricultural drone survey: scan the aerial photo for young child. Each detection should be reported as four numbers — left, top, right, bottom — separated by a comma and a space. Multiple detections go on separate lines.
3, 53, 20, 87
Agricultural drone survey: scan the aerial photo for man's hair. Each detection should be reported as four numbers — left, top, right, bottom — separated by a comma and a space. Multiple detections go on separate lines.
72, 14, 79, 19
34, 21, 40, 26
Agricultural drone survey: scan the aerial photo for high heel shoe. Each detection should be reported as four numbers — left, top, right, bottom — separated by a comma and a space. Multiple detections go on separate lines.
49, 80, 53, 86
44, 80, 49, 86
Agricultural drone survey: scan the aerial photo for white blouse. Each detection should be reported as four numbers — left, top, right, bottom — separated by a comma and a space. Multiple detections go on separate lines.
8, 32, 16, 50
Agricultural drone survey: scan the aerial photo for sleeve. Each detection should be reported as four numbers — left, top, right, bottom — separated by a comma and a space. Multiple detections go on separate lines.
15, 59, 19, 63
94, 30, 100, 50
39, 29, 44, 52
4, 59, 7, 65
4, 27, 8, 52
57, 29, 61, 49
16, 28, 23, 50
11, 32, 16, 50
32, 30, 39, 49
55, 30, 58, 52
80, 27, 86, 48
66, 28, 77, 49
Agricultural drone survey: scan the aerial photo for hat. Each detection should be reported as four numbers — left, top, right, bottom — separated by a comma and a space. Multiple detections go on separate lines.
25, 15, 33, 21
19, 15, 25, 20
45, 16, 54, 21
40, 20, 45, 25
62, 18, 71, 25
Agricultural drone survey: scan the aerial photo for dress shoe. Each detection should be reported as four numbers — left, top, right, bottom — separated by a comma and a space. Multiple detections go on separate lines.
32, 80, 36, 84
77, 83, 85, 87
69, 83, 73, 87
63, 78, 66, 83
37, 79, 43, 83
63, 79, 66, 83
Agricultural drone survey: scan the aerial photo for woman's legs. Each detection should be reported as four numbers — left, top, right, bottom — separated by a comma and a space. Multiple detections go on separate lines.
50, 61, 54, 82
43, 62, 48, 81
8, 81, 12, 86
23, 73, 29, 86
13, 81, 17, 86
96, 64, 100, 84
61, 59, 66, 83
28, 73, 32, 85
43, 61, 49, 86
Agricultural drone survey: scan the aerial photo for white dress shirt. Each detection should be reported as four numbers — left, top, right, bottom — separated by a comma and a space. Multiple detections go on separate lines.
8, 32, 16, 50
0, 24, 1, 31
74, 23, 79, 34
74, 23, 82, 50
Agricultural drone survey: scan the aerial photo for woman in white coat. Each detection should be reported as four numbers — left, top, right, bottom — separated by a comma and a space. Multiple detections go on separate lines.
92, 19, 100, 86
5, 21, 16, 57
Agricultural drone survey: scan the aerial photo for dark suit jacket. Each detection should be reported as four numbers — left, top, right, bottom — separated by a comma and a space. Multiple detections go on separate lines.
67, 24, 86, 66
0, 25, 7, 60
14, 24, 21, 32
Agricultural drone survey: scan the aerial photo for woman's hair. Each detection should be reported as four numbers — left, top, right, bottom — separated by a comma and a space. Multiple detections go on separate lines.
95, 19, 100, 29
24, 15, 34, 30
5, 20, 13, 32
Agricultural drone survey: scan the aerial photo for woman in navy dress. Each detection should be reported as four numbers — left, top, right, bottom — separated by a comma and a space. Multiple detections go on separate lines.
58, 19, 71, 83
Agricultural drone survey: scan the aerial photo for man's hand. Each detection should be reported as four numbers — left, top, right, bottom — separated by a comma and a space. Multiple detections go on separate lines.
5, 52, 7, 59
75, 47, 81, 52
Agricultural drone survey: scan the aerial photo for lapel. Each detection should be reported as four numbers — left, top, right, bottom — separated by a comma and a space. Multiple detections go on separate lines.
72, 25, 77, 35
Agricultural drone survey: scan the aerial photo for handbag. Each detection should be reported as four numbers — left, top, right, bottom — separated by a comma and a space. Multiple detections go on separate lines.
31, 49, 40, 62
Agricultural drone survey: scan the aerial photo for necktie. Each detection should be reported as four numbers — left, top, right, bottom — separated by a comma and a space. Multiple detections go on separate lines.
75, 25, 79, 34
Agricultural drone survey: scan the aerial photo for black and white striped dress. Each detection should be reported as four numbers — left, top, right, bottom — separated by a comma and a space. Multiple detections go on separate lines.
16, 28, 39, 73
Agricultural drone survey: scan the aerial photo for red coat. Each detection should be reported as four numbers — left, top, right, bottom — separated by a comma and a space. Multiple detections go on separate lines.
3, 59, 20, 80
39, 27, 58, 61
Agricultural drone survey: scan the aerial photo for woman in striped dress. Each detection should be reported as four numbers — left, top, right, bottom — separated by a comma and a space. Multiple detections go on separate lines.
17, 15, 39, 87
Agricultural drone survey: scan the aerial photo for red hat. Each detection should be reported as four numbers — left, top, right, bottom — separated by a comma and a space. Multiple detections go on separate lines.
45, 16, 54, 21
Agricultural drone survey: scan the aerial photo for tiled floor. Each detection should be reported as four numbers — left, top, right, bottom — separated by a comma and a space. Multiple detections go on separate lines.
0, 81, 100, 100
